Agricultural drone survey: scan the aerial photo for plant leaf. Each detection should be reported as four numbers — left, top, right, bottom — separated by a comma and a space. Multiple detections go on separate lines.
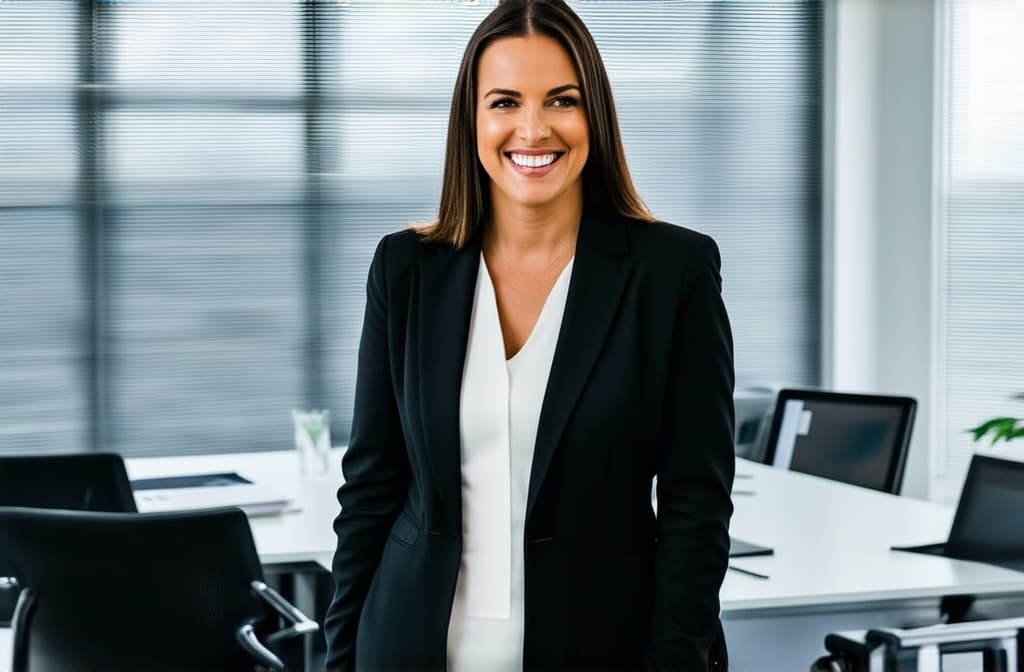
969, 417, 1023, 444
969, 417, 1017, 442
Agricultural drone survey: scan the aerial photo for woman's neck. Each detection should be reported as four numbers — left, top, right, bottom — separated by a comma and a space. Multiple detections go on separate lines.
485, 195, 583, 259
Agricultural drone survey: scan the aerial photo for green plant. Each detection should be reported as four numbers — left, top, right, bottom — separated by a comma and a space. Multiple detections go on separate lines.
969, 393, 1024, 445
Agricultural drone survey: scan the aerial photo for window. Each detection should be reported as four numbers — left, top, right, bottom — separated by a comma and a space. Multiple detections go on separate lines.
0, 0, 822, 457
935, 0, 1024, 501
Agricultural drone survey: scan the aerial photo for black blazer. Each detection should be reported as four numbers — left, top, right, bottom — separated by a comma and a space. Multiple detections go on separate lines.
325, 213, 735, 671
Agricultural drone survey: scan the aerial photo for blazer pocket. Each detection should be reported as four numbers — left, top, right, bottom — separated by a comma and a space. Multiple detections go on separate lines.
390, 512, 421, 549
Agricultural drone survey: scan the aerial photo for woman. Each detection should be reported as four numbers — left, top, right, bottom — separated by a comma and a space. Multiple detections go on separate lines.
324, 1, 734, 670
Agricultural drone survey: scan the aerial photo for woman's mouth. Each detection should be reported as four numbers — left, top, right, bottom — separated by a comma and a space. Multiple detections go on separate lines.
505, 151, 564, 176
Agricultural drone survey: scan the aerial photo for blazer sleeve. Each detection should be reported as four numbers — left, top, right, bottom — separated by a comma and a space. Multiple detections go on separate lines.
646, 234, 735, 670
324, 235, 411, 671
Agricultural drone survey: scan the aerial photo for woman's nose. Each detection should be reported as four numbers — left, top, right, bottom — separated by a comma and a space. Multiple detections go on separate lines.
516, 107, 551, 143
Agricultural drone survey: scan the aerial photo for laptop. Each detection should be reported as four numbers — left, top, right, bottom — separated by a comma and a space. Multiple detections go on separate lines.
893, 454, 1024, 571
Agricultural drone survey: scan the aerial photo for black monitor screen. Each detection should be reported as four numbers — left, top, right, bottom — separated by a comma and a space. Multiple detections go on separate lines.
948, 456, 1024, 557
771, 395, 912, 492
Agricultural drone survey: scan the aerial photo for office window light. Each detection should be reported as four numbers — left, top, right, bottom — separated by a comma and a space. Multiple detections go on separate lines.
935, 0, 1024, 502
0, 0, 822, 457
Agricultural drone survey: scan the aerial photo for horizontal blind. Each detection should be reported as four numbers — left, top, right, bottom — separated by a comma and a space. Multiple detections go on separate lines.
99, 2, 306, 456
0, 2, 83, 454
0, 0, 821, 458
936, 0, 1024, 502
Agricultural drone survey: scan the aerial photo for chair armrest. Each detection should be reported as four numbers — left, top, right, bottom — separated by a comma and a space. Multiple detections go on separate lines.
250, 580, 320, 644
865, 616, 1024, 648
236, 622, 287, 672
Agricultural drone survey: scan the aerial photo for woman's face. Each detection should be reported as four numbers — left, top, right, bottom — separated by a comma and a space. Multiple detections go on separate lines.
475, 34, 589, 215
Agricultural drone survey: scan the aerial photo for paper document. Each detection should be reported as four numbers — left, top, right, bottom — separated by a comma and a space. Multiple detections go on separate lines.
132, 472, 294, 516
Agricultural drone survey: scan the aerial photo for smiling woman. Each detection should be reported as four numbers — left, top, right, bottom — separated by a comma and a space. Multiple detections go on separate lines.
324, 2, 735, 671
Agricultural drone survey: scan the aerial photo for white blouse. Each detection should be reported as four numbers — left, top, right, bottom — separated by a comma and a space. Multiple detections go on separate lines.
446, 253, 574, 672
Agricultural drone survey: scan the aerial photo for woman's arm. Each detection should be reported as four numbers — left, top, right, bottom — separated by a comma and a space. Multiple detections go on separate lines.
324, 235, 411, 671
647, 234, 735, 670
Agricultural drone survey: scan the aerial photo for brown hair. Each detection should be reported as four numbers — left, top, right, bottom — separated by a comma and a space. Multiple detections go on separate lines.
420, 0, 655, 248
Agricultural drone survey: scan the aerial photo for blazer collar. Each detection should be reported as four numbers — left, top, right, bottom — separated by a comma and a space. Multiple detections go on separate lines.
414, 228, 482, 534
414, 213, 632, 531
527, 212, 632, 519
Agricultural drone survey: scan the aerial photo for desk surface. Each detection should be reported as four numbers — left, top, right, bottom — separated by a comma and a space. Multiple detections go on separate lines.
723, 460, 1024, 611
126, 451, 1024, 614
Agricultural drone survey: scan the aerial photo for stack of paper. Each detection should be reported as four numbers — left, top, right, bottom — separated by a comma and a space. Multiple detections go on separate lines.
132, 472, 294, 516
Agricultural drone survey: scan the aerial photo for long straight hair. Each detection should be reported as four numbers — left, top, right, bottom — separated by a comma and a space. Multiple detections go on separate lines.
420, 0, 655, 248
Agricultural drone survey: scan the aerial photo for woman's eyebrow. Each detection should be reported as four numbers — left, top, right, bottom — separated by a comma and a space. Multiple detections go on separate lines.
482, 83, 580, 98
483, 87, 521, 98
547, 84, 580, 96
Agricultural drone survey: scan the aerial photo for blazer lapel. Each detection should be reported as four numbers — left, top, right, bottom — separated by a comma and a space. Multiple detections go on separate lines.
527, 213, 632, 519
415, 233, 482, 535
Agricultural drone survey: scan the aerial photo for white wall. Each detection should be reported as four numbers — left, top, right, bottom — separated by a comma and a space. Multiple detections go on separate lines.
825, 0, 940, 500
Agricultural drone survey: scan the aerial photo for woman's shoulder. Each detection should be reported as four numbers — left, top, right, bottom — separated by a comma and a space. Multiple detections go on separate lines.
619, 217, 720, 266
373, 226, 450, 274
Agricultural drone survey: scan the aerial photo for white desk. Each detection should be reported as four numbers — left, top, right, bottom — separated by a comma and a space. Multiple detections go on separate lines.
123, 451, 1024, 671
723, 459, 1024, 670
724, 460, 1024, 609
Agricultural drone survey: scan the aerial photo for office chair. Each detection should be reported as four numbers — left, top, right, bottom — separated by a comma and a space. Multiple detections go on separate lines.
762, 389, 917, 494
811, 616, 1024, 671
0, 506, 317, 672
733, 386, 777, 461
0, 452, 138, 625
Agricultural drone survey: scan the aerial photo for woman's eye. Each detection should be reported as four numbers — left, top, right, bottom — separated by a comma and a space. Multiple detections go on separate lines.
489, 97, 517, 109
550, 95, 580, 108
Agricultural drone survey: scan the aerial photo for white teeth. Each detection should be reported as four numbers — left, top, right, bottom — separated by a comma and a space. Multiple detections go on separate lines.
509, 152, 558, 168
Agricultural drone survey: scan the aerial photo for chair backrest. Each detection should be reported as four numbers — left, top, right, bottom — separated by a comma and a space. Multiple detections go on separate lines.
0, 452, 137, 624
733, 386, 777, 461
0, 507, 272, 672
762, 389, 917, 494
0, 453, 137, 512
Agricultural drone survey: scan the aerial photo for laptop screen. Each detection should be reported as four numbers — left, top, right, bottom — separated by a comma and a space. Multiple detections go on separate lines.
947, 455, 1024, 558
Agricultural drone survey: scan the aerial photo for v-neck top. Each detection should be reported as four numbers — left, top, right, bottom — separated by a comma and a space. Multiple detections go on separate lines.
447, 253, 575, 671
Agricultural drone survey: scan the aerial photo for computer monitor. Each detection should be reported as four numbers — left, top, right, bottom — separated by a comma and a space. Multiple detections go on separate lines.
893, 454, 1024, 572
945, 454, 1024, 560
763, 389, 917, 494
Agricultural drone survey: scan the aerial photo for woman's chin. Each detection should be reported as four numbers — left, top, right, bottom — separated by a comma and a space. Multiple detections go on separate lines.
497, 186, 578, 211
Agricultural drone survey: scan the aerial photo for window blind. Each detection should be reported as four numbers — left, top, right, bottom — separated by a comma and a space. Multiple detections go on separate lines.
0, 2, 82, 454
0, 0, 821, 458
936, 0, 1024, 502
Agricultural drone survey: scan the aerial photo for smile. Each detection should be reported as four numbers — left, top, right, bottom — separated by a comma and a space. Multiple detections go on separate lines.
505, 151, 565, 176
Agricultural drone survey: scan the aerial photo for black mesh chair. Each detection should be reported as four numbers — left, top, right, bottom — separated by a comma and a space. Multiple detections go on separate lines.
0, 506, 317, 672
0, 453, 138, 625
